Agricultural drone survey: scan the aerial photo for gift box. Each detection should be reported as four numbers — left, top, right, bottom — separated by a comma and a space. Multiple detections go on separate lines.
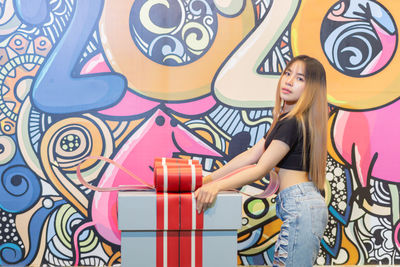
118, 191, 242, 267
117, 158, 242, 267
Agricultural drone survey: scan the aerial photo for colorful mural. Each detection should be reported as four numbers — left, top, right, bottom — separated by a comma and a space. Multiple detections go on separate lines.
0, 0, 399, 266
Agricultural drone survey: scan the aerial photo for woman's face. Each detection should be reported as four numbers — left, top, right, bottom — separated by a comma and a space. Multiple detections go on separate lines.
279, 61, 306, 106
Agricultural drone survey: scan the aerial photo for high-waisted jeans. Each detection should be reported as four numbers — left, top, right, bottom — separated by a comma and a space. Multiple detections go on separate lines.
273, 182, 328, 267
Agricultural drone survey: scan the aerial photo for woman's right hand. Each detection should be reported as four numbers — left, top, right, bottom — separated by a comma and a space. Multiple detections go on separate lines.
194, 181, 221, 213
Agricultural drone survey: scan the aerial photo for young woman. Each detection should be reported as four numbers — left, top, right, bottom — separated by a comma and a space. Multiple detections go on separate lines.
195, 55, 329, 266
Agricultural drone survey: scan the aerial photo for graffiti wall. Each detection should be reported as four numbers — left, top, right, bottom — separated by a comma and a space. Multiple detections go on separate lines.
0, 0, 399, 265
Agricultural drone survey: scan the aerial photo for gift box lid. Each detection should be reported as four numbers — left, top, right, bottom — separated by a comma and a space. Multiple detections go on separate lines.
118, 191, 242, 231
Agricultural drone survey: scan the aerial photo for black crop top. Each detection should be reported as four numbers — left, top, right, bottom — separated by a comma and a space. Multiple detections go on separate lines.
264, 115, 310, 171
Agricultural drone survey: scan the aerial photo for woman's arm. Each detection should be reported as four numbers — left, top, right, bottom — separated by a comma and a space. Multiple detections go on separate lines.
204, 136, 267, 182
195, 139, 290, 212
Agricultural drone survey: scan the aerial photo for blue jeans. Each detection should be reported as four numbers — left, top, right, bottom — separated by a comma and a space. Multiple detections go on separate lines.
273, 182, 328, 267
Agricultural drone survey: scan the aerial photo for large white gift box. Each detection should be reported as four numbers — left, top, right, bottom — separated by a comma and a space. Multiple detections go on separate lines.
118, 191, 242, 267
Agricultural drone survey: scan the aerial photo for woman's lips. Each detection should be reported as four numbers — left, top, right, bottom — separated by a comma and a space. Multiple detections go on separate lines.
281, 88, 291, 94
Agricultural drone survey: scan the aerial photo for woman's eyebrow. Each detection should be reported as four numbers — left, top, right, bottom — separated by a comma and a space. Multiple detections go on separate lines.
286, 68, 304, 77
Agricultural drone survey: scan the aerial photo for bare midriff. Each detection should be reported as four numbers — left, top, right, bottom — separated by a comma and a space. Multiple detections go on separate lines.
277, 168, 310, 192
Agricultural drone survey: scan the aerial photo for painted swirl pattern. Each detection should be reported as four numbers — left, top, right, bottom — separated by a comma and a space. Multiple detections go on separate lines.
130, 0, 218, 66
320, 0, 397, 77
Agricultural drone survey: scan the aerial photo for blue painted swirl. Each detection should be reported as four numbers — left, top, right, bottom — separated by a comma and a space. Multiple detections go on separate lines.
17, 200, 66, 266
0, 165, 41, 213
0, 243, 23, 265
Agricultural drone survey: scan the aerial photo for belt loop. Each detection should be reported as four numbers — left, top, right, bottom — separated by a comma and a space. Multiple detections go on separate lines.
277, 192, 282, 203
298, 183, 307, 195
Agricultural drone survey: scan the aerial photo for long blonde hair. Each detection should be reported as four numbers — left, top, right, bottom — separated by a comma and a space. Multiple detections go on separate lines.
268, 55, 328, 190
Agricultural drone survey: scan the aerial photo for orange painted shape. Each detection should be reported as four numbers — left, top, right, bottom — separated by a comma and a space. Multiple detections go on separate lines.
238, 231, 251, 242
327, 111, 345, 165
291, 0, 400, 110
261, 218, 282, 240
99, 0, 255, 101
340, 225, 360, 265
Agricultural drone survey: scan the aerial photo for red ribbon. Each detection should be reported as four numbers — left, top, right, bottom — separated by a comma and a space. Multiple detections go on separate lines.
154, 161, 202, 192
154, 157, 199, 166
154, 159, 204, 267
156, 193, 203, 267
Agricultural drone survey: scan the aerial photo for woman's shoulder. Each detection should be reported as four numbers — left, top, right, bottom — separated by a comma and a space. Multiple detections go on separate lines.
276, 115, 305, 142
278, 114, 299, 128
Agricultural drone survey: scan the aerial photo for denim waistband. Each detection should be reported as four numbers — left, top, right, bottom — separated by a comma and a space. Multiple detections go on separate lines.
277, 182, 318, 200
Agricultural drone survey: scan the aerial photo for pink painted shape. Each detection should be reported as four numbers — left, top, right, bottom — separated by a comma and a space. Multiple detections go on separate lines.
73, 221, 96, 266
81, 53, 216, 116
91, 109, 223, 244
362, 20, 397, 75
331, 2, 345, 16
395, 222, 400, 252
333, 111, 350, 163
99, 91, 216, 116
165, 95, 216, 115
80, 53, 111, 74
98, 89, 160, 116
333, 99, 400, 187
328, 3, 359, 23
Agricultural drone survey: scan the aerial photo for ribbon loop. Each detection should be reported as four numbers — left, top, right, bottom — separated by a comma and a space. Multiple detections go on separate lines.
154, 159, 202, 193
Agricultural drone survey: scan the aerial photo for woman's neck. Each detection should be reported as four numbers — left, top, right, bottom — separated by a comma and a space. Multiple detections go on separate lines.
282, 102, 295, 113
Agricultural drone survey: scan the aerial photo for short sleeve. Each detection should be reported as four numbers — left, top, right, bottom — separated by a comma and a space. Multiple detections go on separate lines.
272, 117, 299, 149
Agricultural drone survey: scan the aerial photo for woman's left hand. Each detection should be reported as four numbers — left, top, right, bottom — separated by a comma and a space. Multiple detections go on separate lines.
194, 181, 221, 213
